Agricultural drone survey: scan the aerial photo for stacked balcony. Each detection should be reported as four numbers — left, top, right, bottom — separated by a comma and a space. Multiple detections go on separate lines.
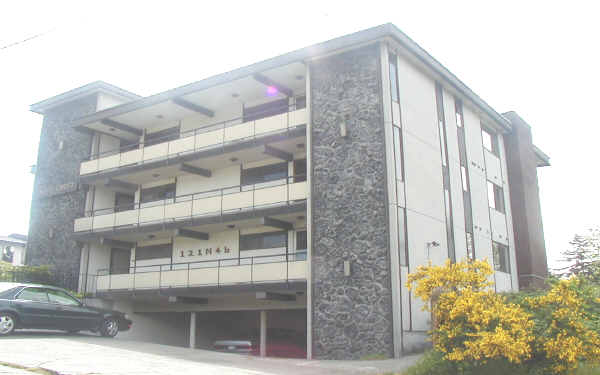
73, 65, 309, 294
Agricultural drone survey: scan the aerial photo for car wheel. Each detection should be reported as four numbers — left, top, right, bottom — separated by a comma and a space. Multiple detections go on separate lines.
100, 318, 119, 338
0, 313, 16, 336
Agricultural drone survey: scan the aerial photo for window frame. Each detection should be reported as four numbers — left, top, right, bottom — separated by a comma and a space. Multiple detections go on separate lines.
293, 159, 307, 183
241, 162, 288, 187
47, 289, 81, 306
140, 183, 176, 205
243, 98, 289, 122
240, 231, 288, 251
144, 125, 180, 147
492, 241, 510, 273
481, 126, 499, 155
389, 53, 400, 103
15, 287, 49, 303
135, 243, 173, 261
487, 181, 505, 213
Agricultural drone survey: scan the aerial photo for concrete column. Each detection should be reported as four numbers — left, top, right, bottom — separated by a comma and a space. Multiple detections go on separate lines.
305, 62, 313, 360
260, 310, 267, 357
189, 312, 196, 349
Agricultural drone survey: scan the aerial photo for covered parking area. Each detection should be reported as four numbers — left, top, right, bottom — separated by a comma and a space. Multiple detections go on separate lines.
99, 286, 307, 358
191, 309, 307, 358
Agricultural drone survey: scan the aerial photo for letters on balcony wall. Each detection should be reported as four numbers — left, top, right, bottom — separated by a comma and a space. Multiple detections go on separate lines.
178, 246, 232, 258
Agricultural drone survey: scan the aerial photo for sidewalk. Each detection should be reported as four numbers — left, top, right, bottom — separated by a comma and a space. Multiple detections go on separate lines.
0, 332, 421, 375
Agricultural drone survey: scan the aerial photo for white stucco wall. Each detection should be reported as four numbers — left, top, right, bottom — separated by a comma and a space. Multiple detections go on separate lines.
391, 47, 520, 337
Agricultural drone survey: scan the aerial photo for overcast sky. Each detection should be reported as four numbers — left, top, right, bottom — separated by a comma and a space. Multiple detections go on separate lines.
1, 0, 598, 269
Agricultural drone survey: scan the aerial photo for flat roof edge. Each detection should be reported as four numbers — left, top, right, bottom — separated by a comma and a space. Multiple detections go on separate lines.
30, 81, 141, 114
71, 23, 511, 132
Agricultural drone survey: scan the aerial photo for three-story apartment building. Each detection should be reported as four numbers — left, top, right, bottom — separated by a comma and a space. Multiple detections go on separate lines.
26, 24, 549, 360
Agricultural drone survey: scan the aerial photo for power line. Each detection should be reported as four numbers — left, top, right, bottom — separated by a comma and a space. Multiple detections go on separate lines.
0, 29, 54, 51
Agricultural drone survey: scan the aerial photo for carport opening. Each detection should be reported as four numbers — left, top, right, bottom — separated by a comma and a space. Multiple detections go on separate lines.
192, 309, 306, 358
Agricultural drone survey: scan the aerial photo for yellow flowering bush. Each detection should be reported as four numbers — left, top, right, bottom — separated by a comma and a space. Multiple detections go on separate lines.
523, 277, 600, 374
407, 260, 600, 375
407, 260, 534, 366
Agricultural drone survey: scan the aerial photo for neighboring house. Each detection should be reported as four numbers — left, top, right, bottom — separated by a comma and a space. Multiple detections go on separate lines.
0, 234, 27, 266
26, 24, 549, 360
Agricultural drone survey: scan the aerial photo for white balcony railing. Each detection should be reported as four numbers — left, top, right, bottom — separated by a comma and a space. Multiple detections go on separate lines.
95, 253, 307, 292
74, 179, 307, 233
80, 107, 307, 176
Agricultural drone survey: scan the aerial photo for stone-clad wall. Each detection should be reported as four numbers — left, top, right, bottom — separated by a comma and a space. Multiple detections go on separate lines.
27, 95, 96, 283
310, 44, 394, 359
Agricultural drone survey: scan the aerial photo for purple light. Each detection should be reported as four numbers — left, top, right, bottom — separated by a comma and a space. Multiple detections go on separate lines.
266, 86, 279, 96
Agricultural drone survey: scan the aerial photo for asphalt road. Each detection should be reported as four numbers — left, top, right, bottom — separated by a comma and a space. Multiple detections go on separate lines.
0, 331, 421, 375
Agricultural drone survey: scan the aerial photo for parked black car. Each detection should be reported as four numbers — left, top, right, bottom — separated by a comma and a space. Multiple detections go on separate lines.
0, 282, 131, 337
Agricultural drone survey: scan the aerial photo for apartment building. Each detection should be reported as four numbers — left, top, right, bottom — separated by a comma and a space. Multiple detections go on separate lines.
26, 24, 549, 360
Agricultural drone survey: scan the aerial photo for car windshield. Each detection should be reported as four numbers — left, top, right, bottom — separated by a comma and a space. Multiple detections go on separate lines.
0, 283, 21, 293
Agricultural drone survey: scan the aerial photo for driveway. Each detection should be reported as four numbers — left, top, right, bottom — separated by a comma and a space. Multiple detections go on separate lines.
0, 332, 421, 375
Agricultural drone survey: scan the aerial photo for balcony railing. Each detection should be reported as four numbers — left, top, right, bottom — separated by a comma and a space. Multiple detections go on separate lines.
80, 105, 307, 176
73, 176, 307, 233
96, 252, 307, 292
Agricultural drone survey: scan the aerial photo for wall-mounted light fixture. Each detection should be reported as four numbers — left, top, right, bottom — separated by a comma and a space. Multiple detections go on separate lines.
343, 260, 351, 277
339, 122, 347, 137
339, 114, 350, 138
426, 241, 440, 261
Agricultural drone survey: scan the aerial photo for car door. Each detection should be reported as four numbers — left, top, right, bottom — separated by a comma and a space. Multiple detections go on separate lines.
13, 287, 57, 328
46, 289, 100, 330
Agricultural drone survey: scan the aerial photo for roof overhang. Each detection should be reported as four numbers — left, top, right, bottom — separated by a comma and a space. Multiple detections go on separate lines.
30, 81, 141, 115
533, 145, 551, 167
70, 23, 513, 133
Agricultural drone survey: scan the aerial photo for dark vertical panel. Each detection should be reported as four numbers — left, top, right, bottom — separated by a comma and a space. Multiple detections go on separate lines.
455, 99, 475, 260
435, 83, 455, 262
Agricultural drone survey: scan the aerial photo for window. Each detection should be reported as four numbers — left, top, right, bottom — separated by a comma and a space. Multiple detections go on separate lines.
398, 207, 408, 266
487, 181, 505, 213
47, 289, 80, 306
135, 243, 172, 261
466, 232, 475, 260
243, 99, 289, 122
296, 230, 307, 260
294, 159, 307, 183
120, 138, 138, 153
493, 242, 510, 273
482, 127, 499, 155
461, 166, 469, 192
115, 193, 135, 212
393, 127, 404, 181
141, 183, 176, 204
295, 95, 306, 110
240, 231, 287, 251
296, 230, 307, 251
17, 287, 48, 302
389, 54, 400, 102
436, 83, 454, 261
241, 162, 288, 186
439, 120, 448, 167
455, 97, 475, 260
455, 100, 464, 127
145, 126, 180, 147
110, 248, 131, 274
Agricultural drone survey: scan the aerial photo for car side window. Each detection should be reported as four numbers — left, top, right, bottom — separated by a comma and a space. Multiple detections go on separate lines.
16, 287, 49, 303
47, 289, 80, 306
